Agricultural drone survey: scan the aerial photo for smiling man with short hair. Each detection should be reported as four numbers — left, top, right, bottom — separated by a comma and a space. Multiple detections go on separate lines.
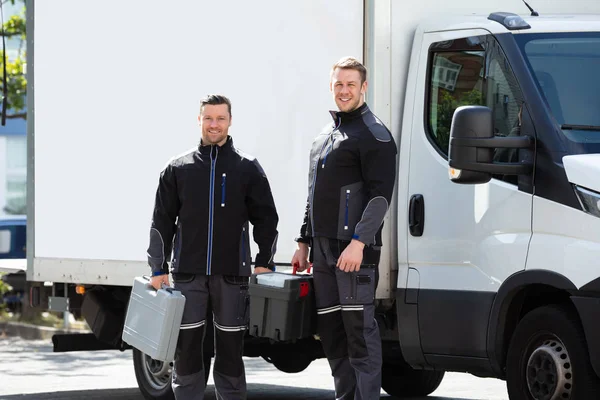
292, 57, 398, 400
147, 94, 278, 400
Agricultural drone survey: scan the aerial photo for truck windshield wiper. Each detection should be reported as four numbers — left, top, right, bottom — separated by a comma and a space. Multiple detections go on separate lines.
561, 124, 600, 131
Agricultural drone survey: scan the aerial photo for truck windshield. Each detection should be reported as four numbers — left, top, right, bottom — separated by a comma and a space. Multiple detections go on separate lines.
514, 32, 600, 147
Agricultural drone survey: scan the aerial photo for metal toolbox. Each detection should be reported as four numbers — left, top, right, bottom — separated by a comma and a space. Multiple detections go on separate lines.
122, 276, 186, 361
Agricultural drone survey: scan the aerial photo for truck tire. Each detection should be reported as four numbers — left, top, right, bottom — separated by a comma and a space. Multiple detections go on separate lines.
506, 304, 600, 400
381, 364, 444, 397
133, 349, 212, 399
133, 348, 175, 400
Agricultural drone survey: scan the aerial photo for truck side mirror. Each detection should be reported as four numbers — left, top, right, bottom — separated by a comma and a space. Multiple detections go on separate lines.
448, 106, 494, 184
448, 106, 533, 185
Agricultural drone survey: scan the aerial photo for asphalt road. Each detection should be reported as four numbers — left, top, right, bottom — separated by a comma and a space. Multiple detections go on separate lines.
0, 336, 509, 400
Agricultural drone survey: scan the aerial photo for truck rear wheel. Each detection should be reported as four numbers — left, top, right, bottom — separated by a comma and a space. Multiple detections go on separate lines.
506, 304, 600, 400
132, 349, 212, 399
133, 348, 175, 400
381, 364, 444, 397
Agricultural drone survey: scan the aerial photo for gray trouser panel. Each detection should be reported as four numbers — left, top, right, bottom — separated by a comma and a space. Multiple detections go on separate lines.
172, 274, 249, 400
313, 237, 382, 400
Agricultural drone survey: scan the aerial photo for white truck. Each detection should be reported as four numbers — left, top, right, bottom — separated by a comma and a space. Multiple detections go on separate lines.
26, 0, 600, 399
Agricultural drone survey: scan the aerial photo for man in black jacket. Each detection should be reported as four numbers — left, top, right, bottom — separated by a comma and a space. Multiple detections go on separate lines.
147, 94, 278, 400
292, 57, 397, 400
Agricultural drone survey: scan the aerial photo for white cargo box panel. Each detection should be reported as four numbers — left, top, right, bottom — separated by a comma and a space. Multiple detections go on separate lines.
29, 0, 364, 285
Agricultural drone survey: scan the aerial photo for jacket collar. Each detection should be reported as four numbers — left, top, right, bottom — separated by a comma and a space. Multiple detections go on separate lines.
198, 135, 233, 155
329, 103, 370, 124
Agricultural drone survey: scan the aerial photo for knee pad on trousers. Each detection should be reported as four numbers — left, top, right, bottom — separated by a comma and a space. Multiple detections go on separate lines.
317, 312, 349, 360
342, 311, 369, 359
214, 330, 245, 377
175, 326, 205, 376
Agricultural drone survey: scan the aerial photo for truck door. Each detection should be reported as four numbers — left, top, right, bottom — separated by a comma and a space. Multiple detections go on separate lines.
405, 30, 533, 361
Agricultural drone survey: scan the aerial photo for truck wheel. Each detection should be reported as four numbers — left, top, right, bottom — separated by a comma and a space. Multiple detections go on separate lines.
381, 364, 444, 397
506, 304, 600, 400
262, 353, 312, 373
133, 349, 212, 399
133, 348, 175, 400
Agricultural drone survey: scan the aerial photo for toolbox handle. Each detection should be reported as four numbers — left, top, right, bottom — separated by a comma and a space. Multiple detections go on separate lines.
292, 262, 312, 275
141, 275, 177, 294
161, 283, 175, 293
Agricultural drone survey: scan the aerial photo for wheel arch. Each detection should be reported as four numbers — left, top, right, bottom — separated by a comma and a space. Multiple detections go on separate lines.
486, 270, 577, 377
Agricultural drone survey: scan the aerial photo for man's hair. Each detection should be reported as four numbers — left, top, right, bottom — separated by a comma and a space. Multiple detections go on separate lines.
200, 94, 232, 117
331, 56, 367, 84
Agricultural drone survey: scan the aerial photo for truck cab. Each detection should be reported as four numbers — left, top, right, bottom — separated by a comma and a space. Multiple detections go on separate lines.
384, 12, 600, 399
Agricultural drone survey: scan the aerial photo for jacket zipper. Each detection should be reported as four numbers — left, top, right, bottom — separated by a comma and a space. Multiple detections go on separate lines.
310, 139, 330, 236
221, 173, 227, 207
172, 223, 181, 267
321, 138, 336, 168
207, 146, 218, 275
321, 116, 341, 169
310, 116, 341, 235
344, 189, 350, 230
241, 226, 246, 267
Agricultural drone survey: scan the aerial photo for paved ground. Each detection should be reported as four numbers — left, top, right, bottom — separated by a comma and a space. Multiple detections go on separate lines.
0, 335, 509, 399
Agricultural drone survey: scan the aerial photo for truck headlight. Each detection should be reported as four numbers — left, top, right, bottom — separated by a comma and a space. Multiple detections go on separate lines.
573, 185, 600, 218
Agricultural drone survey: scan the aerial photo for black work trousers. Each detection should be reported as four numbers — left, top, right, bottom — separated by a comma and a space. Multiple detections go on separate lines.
172, 274, 249, 400
312, 237, 382, 400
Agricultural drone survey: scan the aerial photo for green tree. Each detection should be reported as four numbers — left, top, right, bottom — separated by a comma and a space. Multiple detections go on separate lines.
1, 0, 26, 120
435, 88, 484, 154
0, 0, 26, 216
0, 1, 32, 322
0, 274, 13, 315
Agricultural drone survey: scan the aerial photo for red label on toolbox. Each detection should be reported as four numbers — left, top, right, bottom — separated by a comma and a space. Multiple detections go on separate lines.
299, 282, 310, 297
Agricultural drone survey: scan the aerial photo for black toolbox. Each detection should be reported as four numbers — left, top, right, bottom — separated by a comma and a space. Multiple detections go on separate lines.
249, 272, 316, 341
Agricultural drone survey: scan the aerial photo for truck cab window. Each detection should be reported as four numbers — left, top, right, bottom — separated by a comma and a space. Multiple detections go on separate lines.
515, 32, 600, 153
427, 36, 524, 184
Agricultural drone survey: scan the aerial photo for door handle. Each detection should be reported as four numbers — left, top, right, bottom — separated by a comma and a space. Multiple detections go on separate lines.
409, 194, 425, 237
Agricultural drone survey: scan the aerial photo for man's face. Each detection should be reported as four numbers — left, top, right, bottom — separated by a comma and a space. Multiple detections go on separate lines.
330, 68, 367, 113
198, 104, 231, 146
